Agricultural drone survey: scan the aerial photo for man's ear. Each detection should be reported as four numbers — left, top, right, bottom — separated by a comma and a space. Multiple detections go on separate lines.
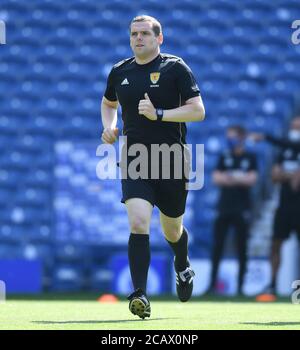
158, 33, 163, 45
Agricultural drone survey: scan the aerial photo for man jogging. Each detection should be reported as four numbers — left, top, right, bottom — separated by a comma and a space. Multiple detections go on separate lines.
101, 15, 205, 319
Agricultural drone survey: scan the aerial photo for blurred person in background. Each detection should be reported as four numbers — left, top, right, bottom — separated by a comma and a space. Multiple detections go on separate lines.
206, 126, 258, 296
249, 116, 300, 151
250, 117, 300, 298
101, 15, 205, 318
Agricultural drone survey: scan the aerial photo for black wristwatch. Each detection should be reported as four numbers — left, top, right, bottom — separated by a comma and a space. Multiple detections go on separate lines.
156, 108, 164, 121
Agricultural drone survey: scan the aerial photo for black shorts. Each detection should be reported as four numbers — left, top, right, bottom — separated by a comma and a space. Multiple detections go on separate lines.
121, 177, 188, 218
119, 142, 190, 217
273, 208, 300, 240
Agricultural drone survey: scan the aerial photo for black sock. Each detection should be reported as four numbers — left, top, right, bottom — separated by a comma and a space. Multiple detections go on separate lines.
270, 276, 276, 290
166, 227, 188, 271
128, 233, 150, 293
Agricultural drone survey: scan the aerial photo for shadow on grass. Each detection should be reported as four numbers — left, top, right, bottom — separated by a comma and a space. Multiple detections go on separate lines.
8, 293, 291, 303
32, 318, 178, 325
241, 322, 300, 327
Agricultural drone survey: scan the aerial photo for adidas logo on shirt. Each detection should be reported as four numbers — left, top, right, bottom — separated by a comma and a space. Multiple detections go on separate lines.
121, 78, 129, 85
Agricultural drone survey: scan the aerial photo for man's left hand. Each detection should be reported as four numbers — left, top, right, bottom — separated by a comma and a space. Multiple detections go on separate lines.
138, 93, 157, 121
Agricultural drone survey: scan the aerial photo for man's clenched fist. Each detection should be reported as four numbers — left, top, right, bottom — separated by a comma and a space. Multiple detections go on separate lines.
101, 127, 119, 144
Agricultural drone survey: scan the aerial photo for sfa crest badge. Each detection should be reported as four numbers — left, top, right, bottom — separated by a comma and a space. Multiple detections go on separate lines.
150, 72, 160, 84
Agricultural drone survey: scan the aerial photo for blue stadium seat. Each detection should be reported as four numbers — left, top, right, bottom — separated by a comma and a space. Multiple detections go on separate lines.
51, 264, 85, 291
21, 243, 54, 267
15, 188, 51, 207
89, 264, 113, 291
239, 2, 275, 23
25, 225, 52, 243
0, 243, 23, 259
54, 243, 91, 264
275, 2, 300, 23
42, 36, 76, 61
0, 223, 26, 243
0, 188, 14, 208
0, 72, 20, 97
24, 169, 53, 188
0, 170, 21, 191
0, 1, 31, 22
0, 113, 21, 137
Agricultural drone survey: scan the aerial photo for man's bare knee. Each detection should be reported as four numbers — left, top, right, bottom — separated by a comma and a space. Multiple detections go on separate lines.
130, 215, 149, 234
125, 198, 152, 235
164, 227, 182, 243
160, 212, 183, 243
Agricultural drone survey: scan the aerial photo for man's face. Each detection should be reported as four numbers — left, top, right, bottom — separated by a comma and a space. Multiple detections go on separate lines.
227, 129, 240, 140
226, 129, 244, 151
130, 21, 163, 59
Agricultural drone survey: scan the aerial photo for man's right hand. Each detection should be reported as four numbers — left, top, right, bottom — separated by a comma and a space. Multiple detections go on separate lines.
101, 127, 119, 144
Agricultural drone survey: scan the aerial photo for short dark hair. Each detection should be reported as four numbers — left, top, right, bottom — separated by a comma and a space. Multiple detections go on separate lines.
227, 125, 246, 137
130, 15, 162, 37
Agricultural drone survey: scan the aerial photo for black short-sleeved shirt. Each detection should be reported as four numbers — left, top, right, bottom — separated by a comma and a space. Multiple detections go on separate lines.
104, 53, 200, 145
275, 147, 300, 211
216, 151, 258, 213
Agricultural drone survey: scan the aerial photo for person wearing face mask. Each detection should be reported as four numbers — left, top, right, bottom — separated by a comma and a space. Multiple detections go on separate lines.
249, 116, 300, 151
206, 126, 258, 296
255, 117, 300, 299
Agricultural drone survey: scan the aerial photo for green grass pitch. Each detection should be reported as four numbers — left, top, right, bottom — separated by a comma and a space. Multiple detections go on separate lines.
0, 295, 299, 330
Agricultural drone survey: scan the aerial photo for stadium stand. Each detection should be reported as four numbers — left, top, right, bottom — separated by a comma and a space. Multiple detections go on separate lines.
0, 0, 300, 292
